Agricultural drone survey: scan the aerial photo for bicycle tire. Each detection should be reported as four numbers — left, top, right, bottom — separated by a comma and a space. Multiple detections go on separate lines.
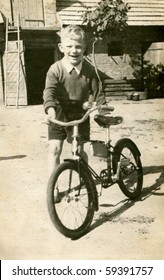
47, 161, 95, 239
112, 138, 143, 199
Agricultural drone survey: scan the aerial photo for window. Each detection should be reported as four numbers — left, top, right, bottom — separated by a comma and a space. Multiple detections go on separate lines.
108, 41, 124, 56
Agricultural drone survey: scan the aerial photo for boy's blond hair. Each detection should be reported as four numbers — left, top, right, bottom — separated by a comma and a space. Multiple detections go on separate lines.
60, 25, 85, 42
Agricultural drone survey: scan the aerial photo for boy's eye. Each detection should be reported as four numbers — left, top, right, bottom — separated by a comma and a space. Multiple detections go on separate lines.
66, 45, 82, 50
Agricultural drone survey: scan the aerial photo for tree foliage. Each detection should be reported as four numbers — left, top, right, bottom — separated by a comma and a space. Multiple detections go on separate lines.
83, 0, 130, 41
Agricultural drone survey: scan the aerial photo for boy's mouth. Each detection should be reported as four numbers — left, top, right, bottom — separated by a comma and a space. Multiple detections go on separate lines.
70, 55, 78, 58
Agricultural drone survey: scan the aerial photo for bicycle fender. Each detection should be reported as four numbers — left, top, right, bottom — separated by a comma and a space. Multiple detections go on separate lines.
114, 138, 141, 156
64, 159, 99, 211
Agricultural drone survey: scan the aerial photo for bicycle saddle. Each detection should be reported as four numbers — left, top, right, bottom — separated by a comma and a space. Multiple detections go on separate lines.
94, 114, 123, 128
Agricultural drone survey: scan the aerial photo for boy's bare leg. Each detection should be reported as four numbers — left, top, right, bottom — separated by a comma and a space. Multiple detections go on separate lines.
48, 139, 64, 177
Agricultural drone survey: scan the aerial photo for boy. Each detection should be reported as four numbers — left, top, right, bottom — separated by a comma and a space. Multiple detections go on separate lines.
43, 25, 106, 177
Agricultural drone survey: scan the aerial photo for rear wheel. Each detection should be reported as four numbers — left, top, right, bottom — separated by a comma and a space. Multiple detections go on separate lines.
47, 161, 95, 239
112, 138, 143, 199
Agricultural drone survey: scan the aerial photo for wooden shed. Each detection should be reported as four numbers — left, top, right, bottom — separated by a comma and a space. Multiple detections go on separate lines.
57, 0, 164, 99
0, 0, 60, 106
0, 0, 164, 106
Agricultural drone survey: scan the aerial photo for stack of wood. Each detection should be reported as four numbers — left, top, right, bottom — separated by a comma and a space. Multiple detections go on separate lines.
102, 79, 142, 100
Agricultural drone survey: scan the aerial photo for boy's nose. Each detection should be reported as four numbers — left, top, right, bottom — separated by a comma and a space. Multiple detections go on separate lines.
71, 46, 77, 53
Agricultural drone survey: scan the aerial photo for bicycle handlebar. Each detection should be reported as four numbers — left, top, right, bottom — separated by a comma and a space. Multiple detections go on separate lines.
48, 105, 114, 127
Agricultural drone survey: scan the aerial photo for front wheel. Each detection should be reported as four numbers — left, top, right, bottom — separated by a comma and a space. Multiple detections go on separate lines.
47, 161, 95, 239
112, 138, 143, 199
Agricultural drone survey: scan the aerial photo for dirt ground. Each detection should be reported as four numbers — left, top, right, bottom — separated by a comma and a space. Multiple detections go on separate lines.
0, 98, 164, 260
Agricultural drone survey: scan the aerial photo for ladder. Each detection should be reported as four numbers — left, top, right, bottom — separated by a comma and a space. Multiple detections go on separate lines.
4, 17, 27, 107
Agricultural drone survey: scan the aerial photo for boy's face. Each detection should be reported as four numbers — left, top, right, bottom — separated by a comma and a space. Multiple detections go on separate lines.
58, 36, 85, 66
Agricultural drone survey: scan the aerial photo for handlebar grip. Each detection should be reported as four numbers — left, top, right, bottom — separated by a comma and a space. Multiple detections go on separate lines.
99, 105, 114, 112
47, 105, 114, 127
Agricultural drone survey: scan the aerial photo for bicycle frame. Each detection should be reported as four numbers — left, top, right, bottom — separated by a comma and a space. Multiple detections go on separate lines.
70, 121, 139, 191
47, 105, 143, 238
47, 104, 140, 190
70, 123, 117, 189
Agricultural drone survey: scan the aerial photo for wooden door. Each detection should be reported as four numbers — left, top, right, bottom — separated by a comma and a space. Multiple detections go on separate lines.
143, 42, 164, 67
25, 48, 54, 105
142, 42, 164, 96
17, 0, 45, 27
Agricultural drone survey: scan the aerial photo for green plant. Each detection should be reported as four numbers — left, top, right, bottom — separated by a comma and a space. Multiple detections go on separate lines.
83, 0, 130, 41
83, 0, 130, 84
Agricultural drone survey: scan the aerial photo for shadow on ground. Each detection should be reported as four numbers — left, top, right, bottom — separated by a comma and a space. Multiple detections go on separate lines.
0, 155, 26, 161
84, 165, 164, 237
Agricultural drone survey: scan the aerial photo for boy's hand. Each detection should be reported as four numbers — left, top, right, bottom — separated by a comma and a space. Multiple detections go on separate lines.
82, 101, 93, 110
45, 107, 56, 124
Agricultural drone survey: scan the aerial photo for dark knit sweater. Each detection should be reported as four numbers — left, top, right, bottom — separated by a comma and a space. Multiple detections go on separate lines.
43, 59, 106, 121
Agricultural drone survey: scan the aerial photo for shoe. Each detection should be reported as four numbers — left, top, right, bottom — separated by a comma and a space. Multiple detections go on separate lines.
54, 188, 61, 203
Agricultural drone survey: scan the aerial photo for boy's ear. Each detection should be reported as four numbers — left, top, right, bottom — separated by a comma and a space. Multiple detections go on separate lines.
58, 43, 64, 53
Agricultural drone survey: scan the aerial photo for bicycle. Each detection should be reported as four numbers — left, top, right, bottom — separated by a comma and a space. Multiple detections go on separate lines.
47, 105, 143, 239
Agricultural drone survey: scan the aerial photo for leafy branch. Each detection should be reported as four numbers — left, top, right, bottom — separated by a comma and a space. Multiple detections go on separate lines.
83, 0, 130, 41
83, 0, 130, 85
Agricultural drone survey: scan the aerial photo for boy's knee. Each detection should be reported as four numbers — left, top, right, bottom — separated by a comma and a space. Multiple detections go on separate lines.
48, 140, 63, 157
49, 146, 59, 156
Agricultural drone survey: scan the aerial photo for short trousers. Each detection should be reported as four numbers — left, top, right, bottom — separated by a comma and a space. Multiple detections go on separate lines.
48, 117, 90, 143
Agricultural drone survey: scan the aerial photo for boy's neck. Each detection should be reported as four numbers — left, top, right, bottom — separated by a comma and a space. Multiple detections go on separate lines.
62, 57, 83, 74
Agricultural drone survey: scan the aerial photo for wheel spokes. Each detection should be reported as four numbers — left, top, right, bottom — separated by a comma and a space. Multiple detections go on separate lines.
120, 148, 139, 192
54, 169, 90, 230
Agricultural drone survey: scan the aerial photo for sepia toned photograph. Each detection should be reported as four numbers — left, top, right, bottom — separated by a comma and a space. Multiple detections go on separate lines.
0, 0, 164, 260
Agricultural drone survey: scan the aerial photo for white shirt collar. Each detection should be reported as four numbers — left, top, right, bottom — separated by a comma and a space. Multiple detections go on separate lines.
62, 57, 82, 75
